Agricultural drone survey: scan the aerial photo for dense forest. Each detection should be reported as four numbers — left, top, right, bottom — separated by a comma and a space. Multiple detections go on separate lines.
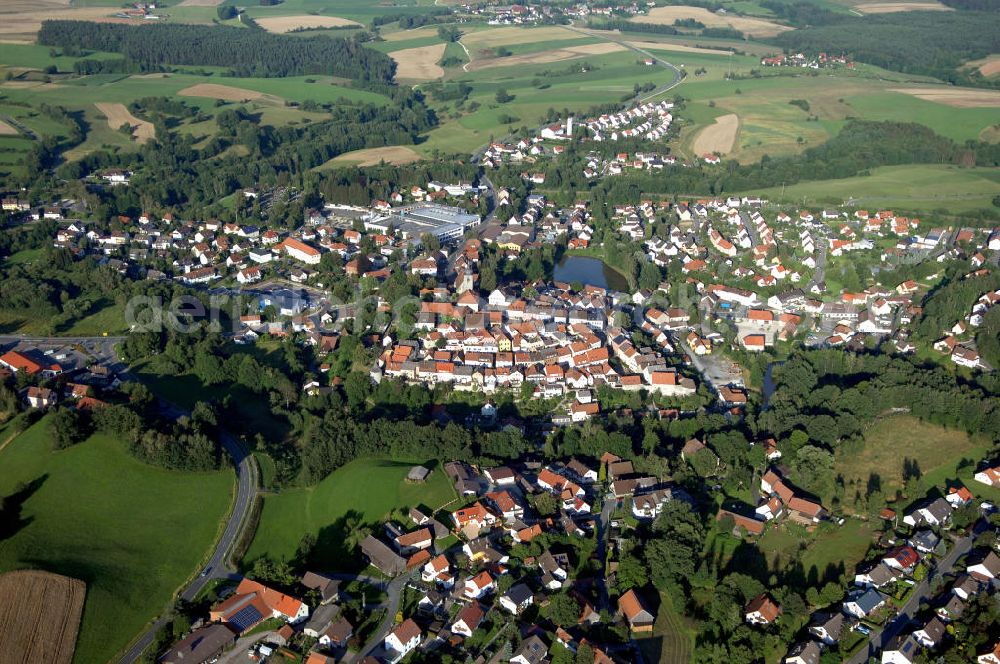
770, 11, 1000, 85
37, 21, 395, 81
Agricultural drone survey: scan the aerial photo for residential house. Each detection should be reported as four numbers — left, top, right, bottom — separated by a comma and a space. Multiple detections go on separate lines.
451, 602, 486, 637
745, 594, 781, 626
784, 640, 821, 664
881, 634, 919, 664
384, 619, 421, 663
500, 583, 534, 615
618, 588, 656, 633
902, 497, 952, 528
967, 550, 1000, 581
209, 579, 309, 632
464, 570, 496, 599
160, 624, 236, 664
360, 535, 406, 576
978, 642, 1000, 664
913, 616, 946, 648
808, 611, 845, 645
511, 635, 549, 664
843, 588, 886, 619
301, 572, 340, 605
318, 617, 353, 649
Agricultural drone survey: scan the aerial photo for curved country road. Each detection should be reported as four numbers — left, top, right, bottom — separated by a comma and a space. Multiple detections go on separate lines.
115, 416, 258, 664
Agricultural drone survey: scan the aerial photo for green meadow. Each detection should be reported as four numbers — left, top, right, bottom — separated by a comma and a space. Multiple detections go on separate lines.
0, 419, 233, 664
745, 164, 1000, 213
244, 457, 456, 570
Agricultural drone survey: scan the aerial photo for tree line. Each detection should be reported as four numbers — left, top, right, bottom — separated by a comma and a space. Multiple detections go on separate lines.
37, 21, 395, 81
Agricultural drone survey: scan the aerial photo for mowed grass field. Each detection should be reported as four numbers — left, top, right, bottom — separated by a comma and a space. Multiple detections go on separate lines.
744, 164, 1000, 213
835, 415, 991, 512
0, 419, 234, 664
635, 593, 696, 664
244, 457, 457, 570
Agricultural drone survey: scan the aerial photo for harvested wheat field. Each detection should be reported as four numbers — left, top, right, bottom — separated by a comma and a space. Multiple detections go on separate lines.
0, 81, 64, 90
0, 570, 85, 664
967, 55, 1000, 78
383, 26, 440, 41
390, 43, 447, 80
892, 87, 1000, 108
636, 6, 791, 38
0, 120, 18, 136
461, 25, 575, 50
627, 40, 732, 56
95, 102, 155, 143
853, 0, 950, 11
466, 43, 625, 71
693, 113, 739, 155
255, 15, 361, 33
0, 5, 119, 42
178, 83, 281, 104
332, 145, 423, 166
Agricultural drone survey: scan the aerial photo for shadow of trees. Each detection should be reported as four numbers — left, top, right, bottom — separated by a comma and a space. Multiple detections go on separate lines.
0, 474, 47, 542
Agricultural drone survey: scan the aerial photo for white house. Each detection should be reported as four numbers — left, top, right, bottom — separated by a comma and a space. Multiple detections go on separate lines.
499, 583, 534, 615
384, 619, 421, 663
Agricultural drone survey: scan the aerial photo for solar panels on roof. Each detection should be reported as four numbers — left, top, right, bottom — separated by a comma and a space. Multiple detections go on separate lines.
228, 604, 264, 632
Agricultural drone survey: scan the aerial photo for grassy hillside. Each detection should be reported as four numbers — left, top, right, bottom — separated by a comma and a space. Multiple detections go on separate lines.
742, 164, 1000, 213
244, 457, 457, 570
0, 418, 233, 664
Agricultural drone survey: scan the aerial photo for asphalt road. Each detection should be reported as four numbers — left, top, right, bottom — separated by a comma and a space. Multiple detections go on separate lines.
846, 533, 972, 664
594, 495, 616, 611
348, 570, 420, 663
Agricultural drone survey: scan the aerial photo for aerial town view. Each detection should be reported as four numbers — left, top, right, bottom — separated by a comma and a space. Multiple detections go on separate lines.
0, 0, 999, 663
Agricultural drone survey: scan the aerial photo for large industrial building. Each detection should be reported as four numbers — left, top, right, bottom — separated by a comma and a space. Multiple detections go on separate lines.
365, 204, 481, 242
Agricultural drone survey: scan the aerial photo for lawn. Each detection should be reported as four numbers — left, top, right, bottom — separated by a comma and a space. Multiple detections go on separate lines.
757, 519, 876, 583
743, 164, 1000, 213
835, 414, 990, 511
243, 457, 457, 570
0, 418, 234, 664
635, 592, 696, 664
0, 298, 126, 336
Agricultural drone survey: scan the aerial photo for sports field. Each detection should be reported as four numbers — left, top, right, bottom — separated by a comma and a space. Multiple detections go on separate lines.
0, 419, 233, 664
746, 164, 1000, 213
244, 458, 457, 570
